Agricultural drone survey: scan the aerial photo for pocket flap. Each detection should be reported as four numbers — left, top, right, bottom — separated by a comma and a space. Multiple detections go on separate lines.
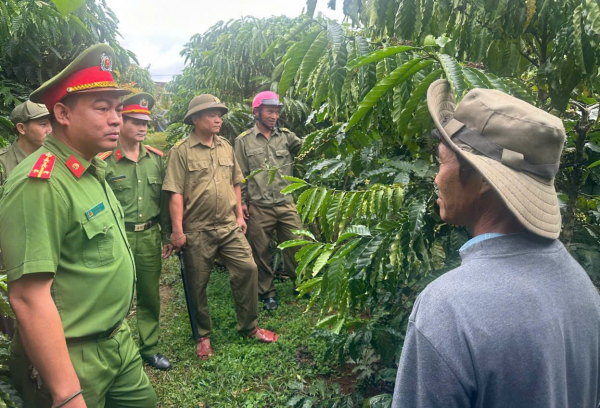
188, 160, 209, 171
108, 178, 132, 191
82, 212, 112, 240
275, 150, 289, 157
218, 157, 233, 166
147, 176, 161, 185
246, 148, 264, 156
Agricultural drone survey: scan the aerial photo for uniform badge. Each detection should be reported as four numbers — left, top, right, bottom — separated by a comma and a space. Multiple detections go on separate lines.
28, 152, 56, 179
85, 202, 106, 220
109, 175, 126, 182
115, 149, 122, 161
100, 53, 113, 72
140, 99, 149, 108
214, 96, 220, 103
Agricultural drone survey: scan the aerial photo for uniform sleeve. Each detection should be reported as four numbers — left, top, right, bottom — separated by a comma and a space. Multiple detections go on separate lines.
159, 158, 172, 244
232, 154, 244, 186
162, 147, 186, 195
287, 131, 303, 157
0, 179, 69, 282
233, 137, 249, 202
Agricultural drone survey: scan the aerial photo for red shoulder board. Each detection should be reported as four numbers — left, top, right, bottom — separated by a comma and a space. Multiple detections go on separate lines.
97, 151, 113, 161
28, 152, 56, 179
145, 145, 164, 157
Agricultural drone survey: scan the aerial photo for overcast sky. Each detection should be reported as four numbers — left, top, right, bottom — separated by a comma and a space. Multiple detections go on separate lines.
104, 0, 345, 82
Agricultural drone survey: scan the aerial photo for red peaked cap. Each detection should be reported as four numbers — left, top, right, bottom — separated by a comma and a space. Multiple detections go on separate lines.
30, 44, 130, 112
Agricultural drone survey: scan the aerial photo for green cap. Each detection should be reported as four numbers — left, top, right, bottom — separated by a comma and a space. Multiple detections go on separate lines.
122, 92, 155, 121
30, 44, 131, 112
10, 101, 50, 124
184, 94, 228, 125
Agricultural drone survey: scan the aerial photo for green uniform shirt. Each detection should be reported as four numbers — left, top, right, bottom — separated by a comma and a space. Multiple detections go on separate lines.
0, 142, 27, 185
162, 133, 244, 231
102, 143, 171, 243
0, 136, 135, 338
234, 125, 302, 207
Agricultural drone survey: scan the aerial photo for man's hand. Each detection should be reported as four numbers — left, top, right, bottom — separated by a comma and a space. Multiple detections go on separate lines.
162, 244, 174, 259
242, 204, 250, 220
237, 216, 247, 234
170, 232, 187, 252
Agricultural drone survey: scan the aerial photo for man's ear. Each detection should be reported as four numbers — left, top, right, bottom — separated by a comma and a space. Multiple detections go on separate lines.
479, 177, 494, 196
15, 123, 26, 136
53, 103, 70, 126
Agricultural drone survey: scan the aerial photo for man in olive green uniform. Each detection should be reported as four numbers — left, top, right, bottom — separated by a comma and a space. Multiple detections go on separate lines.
0, 44, 156, 408
0, 101, 51, 337
234, 91, 303, 311
0, 101, 51, 184
99, 92, 172, 371
163, 94, 278, 360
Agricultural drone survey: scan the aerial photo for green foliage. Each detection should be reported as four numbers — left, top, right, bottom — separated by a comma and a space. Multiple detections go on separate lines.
267, 0, 600, 403
0, 0, 149, 142
166, 16, 315, 142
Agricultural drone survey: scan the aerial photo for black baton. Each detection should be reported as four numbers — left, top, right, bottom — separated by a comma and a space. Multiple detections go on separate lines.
178, 250, 200, 342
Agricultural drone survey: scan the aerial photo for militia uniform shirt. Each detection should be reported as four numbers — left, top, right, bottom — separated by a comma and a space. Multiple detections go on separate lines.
0, 142, 27, 185
234, 125, 302, 207
0, 136, 135, 338
162, 133, 244, 231
100, 143, 170, 242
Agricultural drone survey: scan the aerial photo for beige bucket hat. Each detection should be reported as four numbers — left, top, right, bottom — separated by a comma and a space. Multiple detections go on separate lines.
183, 94, 228, 125
427, 79, 566, 239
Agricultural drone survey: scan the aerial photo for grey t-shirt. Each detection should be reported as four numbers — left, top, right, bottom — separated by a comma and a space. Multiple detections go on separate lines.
393, 233, 600, 408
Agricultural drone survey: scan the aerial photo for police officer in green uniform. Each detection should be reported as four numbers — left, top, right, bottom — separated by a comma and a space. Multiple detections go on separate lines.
0, 100, 51, 184
0, 101, 51, 337
163, 94, 278, 360
234, 91, 303, 311
99, 92, 172, 371
0, 44, 156, 408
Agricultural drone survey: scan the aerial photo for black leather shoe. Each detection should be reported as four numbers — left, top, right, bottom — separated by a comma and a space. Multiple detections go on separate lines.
262, 297, 278, 311
143, 353, 172, 371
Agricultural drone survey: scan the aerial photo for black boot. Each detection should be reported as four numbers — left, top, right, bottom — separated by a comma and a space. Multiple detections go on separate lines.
262, 297, 278, 311
143, 353, 172, 371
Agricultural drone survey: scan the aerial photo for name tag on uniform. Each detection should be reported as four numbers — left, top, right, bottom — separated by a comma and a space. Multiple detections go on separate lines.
85, 202, 106, 220
109, 175, 126, 182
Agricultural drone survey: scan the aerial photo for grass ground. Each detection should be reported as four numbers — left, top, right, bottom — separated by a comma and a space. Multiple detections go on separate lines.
128, 257, 338, 408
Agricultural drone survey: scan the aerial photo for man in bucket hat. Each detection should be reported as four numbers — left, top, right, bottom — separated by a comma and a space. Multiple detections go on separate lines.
0, 44, 157, 407
162, 94, 278, 360
392, 80, 600, 407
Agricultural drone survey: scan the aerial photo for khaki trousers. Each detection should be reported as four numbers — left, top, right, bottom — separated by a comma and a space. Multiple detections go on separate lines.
10, 321, 156, 408
246, 202, 303, 299
182, 225, 258, 338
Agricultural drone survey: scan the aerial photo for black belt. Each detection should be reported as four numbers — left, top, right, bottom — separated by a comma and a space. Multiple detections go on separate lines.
66, 322, 122, 344
125, 216, 159, 232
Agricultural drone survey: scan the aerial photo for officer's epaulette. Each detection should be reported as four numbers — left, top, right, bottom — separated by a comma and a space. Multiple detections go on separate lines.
145, 145, 164, 157
28, 152, 56, 180
238, 129, 251, 138
97, 151, 113, 161
280, 127, 291, 133
173, 137, 187, 148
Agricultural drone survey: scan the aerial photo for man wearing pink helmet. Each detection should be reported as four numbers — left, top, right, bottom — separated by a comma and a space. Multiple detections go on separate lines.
234, 91, 303, 310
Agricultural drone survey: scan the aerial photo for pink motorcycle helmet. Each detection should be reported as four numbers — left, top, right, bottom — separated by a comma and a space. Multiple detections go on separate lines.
252, 91, 284, 111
